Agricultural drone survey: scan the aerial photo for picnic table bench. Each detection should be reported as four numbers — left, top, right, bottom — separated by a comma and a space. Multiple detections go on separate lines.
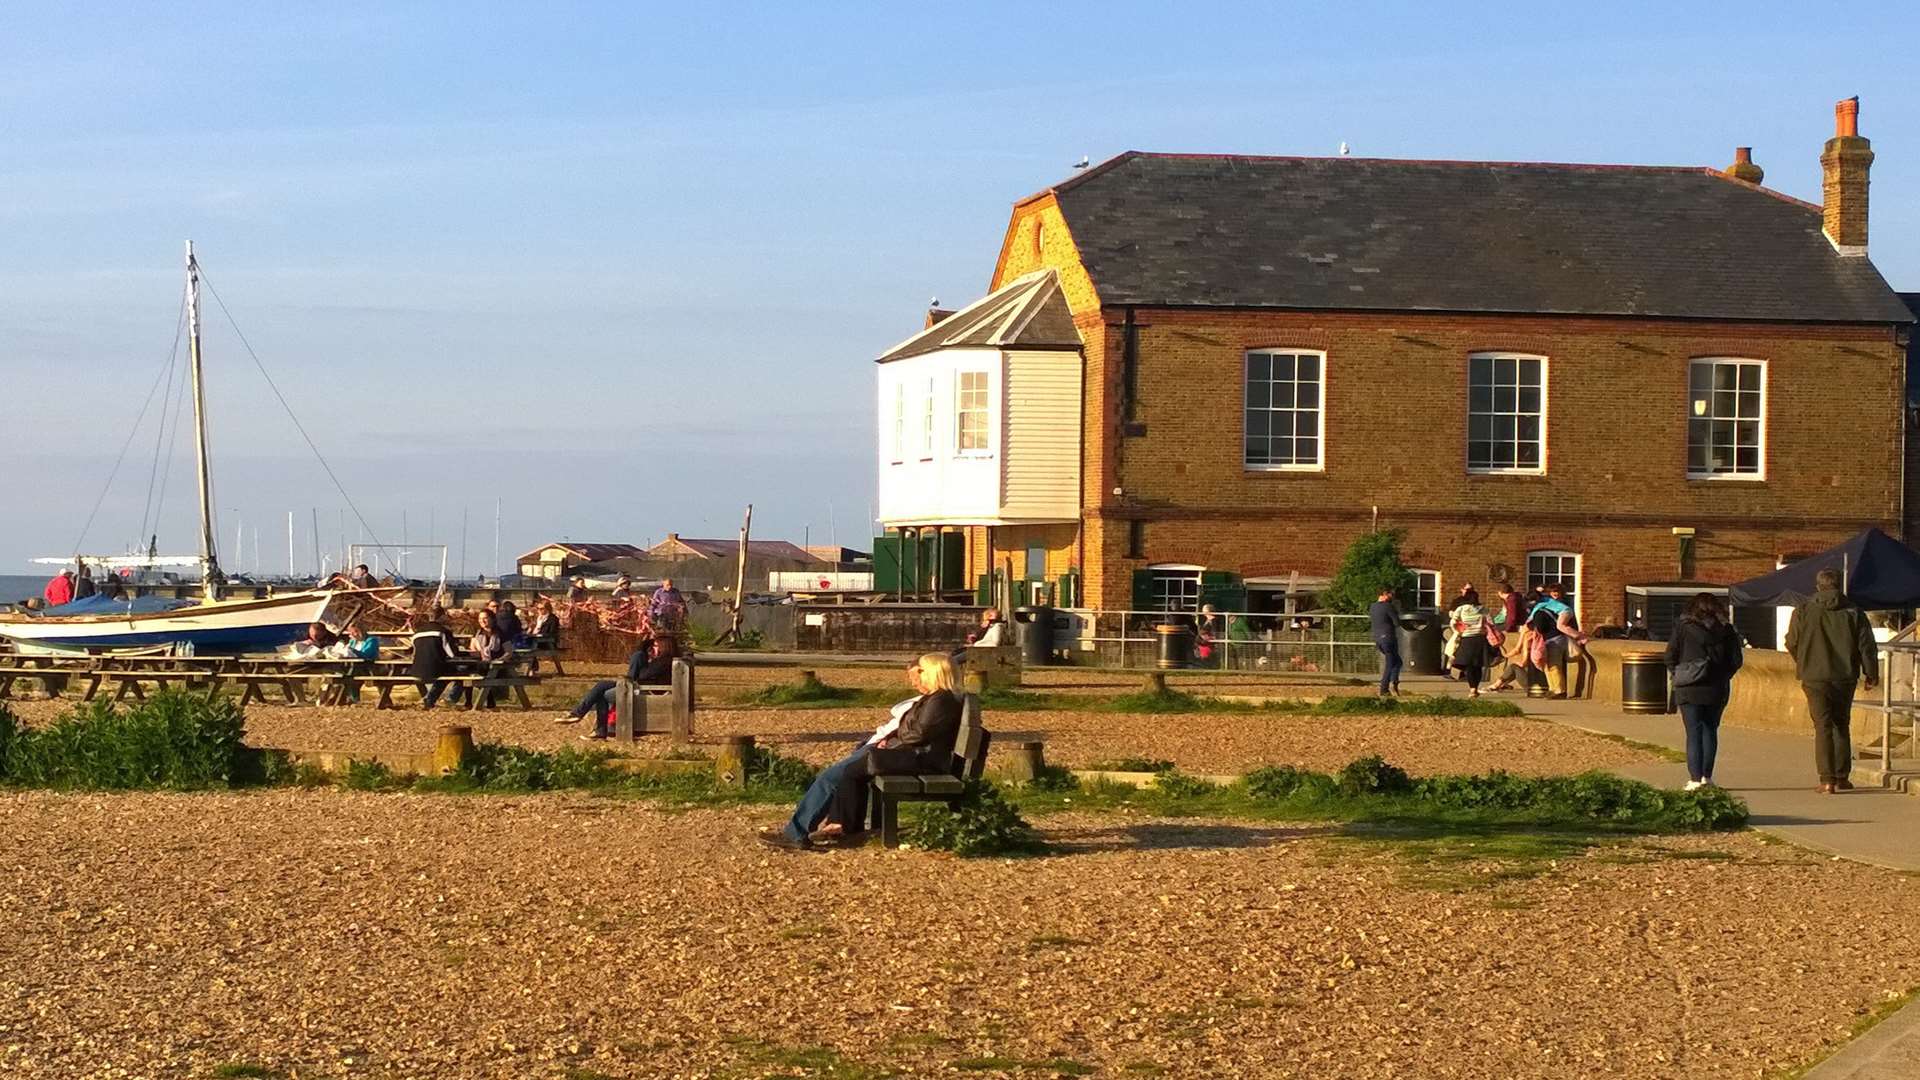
866, 695, 991, 848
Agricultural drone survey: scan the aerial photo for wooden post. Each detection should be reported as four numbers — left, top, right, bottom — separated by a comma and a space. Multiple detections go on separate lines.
1143, 671, 1168, 695
1001, 740, 1044, 784
613, 679, 641, 740
670, 659, 695, 742
727, 504, 753, 641
715, 735, 754, 788
432, 724, 475, 775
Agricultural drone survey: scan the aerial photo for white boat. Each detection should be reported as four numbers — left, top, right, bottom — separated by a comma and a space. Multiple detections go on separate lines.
0, 243, 353, 655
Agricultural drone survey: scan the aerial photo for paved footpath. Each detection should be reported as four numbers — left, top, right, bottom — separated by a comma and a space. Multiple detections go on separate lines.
1404, 676, 1920, 1076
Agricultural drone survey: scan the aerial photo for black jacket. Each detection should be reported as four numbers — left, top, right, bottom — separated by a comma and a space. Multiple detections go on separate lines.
865, 689, 964, 777
626, 648, 675, 686
1664, 617, 1744, 707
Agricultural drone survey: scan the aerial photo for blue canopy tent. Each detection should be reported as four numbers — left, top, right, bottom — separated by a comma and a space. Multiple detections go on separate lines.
1728, 527, 1920, 611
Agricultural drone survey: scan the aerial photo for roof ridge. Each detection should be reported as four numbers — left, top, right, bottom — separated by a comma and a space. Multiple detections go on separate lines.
1700, 166, 1822, 212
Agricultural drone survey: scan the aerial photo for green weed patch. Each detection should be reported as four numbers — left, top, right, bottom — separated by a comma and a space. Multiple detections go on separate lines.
0, 693, 248, 790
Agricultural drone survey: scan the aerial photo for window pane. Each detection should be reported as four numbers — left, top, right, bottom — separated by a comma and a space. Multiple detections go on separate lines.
1518, 415, 1539, 442
1690, 363, 1711, 392
1738, 364, 1760, 392
1273, 383, 1295, 408
1519, 358, 1541, 385
1688, 443, 1708, 472
1272, 412, 1294, 438
1493, 415, 1516, 443
1248, 354, 1270, 382
1495, 357, 1516, 384
1713, 390, 1737, 418
1468, 440, 1491, 466
1736, 420, 1760, 449
1470, 356, 1492, 385
1712, 419, 1734, 447
1295, 437, 1318, 463
1517, 442, 1540, 467
1296, 382, 1319, 408
1246, 411, 1269, 437
1492, 443, 1517, 468
1244, 439, 1265, 463
1468, 414, 1491, 442
1296, 354, 1319, 380
1736, 446, 1759, 472
1470, 386, 1493, 413
1739, 390, 1761, 419
1518, 386, 1540, 414
1272, 354, 1295, 380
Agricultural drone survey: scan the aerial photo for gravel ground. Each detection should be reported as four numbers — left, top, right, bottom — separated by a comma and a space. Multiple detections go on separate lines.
1, 789, 1916, 1079
1, 697, 1658, 777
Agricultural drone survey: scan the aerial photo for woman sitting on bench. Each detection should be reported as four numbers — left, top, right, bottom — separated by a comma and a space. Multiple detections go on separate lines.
554, 634, 677, 739
759, 652, 962, 851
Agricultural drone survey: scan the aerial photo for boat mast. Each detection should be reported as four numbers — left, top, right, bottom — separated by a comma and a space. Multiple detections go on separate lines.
186, 241, 222, 600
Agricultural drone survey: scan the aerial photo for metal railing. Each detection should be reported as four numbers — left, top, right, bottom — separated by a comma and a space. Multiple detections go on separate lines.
1050, 608, 1386, 674
1874, 624, 1920, 773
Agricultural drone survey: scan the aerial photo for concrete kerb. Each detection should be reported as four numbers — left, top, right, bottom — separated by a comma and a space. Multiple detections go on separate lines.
272, 724, 750, 788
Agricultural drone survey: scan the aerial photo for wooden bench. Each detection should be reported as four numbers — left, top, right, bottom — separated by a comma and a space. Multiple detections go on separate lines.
347, 675, 487, 710
0, 663, 89, 700
610, 660, 696, 740
96, 668, 221, 702
212, 672, 310, 707
866, 695, 991, 849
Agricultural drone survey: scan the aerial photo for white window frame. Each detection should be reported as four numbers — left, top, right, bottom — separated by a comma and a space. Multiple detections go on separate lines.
1243, 349, 1327, 472
1687, 357, 1767, 481
1467, 352, 1548, 475
1526, 550, 1581, 622
921, 376, 935, 460
1148, 564, 1203, 613
955, 369, 992, 456
1410, 569, 1441, 611
890, 382, 904, 464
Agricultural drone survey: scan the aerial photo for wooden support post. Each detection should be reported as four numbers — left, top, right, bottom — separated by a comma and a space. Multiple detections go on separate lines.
1001, 740, 1045, 784
715, 735, 754, 788
433, 724, 475, 775
670, 659, 695, 742
1143, 671, 1168, 695
612, 678, 641, 741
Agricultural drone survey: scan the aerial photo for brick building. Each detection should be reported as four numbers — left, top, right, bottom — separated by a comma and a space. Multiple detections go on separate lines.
875, 99, 1913, 640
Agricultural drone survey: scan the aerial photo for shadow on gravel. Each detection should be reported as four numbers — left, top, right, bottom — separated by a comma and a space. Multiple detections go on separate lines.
1042, 822, 1341, 853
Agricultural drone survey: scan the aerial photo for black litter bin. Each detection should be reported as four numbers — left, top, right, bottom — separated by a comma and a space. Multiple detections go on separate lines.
1013, 605, 1057, 666
1621, 651, 1670, 714
1154, 622, 1194, 669
1402, 614, 1445, 676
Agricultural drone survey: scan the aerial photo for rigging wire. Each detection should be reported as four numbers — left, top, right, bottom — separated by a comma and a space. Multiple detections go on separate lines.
195, 266, 390, 570
148, 353, 194, 557
70, 286, 189, 560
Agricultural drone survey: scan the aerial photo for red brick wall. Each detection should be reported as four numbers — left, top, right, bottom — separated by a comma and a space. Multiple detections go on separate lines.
1080, 307, 1905, 615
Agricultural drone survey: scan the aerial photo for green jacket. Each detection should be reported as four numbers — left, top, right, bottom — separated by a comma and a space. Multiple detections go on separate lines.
1785, 589, 1879, 685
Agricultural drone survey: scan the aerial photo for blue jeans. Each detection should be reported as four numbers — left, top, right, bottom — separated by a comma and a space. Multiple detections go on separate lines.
783, 746, 870, 842
1375, 636, 1402, 693
570, 679, 618, 735
1679, 702, 1724, 781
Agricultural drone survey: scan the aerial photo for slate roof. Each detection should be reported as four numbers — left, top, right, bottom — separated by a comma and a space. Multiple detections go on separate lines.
878, 269, 1082, 362
514, 542, 646, 564
1033, 153, 1912, 324
649, 537, 819, 562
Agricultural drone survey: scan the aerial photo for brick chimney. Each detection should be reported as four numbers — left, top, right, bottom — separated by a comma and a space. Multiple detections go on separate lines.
1820, 96, 1873, 255
1723, 146, 1764, 185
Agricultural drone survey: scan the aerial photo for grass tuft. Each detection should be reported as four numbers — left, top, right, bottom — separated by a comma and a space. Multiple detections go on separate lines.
0, 692, 249, 790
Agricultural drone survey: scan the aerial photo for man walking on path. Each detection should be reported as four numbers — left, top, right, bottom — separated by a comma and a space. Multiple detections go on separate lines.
1369, 587, 1402, 697
1786, 567, 1879, 794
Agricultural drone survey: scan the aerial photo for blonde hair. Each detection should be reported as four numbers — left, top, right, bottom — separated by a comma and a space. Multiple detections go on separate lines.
915, 653, 959, 694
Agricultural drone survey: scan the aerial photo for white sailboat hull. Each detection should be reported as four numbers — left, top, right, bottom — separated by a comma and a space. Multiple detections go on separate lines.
0, 592, 336, 654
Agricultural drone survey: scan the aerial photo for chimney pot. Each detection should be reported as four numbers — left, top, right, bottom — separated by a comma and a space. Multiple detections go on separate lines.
1724, 146, 1764, 185
1821, 97, 1872, 254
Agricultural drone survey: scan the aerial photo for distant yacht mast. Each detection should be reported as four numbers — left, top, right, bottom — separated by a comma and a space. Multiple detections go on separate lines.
185, 240, 222, 600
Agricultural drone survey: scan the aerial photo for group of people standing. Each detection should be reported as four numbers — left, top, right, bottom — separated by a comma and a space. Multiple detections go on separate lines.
1370, 579, 1590, 700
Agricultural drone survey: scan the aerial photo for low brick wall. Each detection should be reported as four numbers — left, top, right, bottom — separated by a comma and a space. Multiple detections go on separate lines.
1583, 640, 1879, 736
794, 604, 987, 653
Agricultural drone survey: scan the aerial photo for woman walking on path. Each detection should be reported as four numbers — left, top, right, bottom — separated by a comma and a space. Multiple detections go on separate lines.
1368, 587, 1402, 697
1447, 588, 1493, 697
1664, 593, 1745, 790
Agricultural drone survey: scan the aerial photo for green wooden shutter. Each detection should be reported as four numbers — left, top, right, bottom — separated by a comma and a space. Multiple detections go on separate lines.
975, 573, 992, 606
1131, 569, 1154, 612
1200, 571, 1246, 613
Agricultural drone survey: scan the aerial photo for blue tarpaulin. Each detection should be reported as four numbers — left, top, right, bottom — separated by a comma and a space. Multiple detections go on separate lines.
40, 594, 195, 617
1728, 527, 1920, 610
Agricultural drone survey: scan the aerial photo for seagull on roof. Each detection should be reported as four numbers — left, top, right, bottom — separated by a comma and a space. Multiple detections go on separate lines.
1339, 142, 1351, 156
1073, 155, 1090, 169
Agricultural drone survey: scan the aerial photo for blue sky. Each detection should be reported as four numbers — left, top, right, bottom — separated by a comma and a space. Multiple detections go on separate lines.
2, 3, 1916, 574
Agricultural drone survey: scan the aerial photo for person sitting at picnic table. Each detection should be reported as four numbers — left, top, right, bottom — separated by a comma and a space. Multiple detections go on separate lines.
347, 564, 378, 590
336, 623, 381, 703
610, 575, 635, 602
647, 578, 688, 634
470, 609, 513, 707
410, 607, 464, 709
287, 621, 339, 659
759, 652, 963, 851
553, 634, 677, 739
496, 600, 526, 647
529, 598, 560, 646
